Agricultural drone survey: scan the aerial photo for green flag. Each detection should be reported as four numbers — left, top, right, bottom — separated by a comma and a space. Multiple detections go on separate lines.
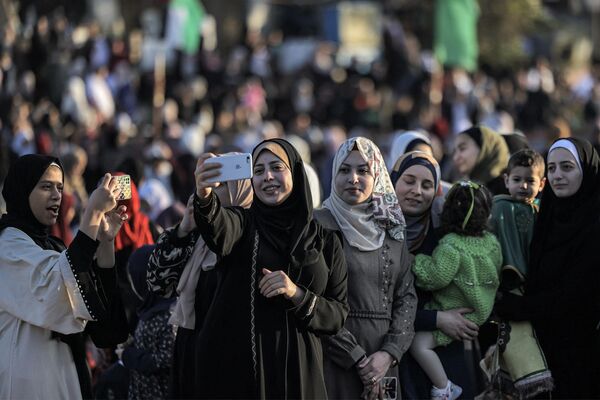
435, 0, 479, 71
168, 0, 205, 55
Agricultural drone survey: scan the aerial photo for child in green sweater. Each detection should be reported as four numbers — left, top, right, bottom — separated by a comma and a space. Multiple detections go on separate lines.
410, 181, 502, 400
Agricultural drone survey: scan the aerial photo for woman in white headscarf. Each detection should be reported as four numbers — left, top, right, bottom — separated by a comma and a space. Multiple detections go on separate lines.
315, 137, 417, 400
387, 130, 433, 169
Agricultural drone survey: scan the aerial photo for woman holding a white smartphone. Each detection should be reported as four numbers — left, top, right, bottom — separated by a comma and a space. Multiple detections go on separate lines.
191, 139, 348, 399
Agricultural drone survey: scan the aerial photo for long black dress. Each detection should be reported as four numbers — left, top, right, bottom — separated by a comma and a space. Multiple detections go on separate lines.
496, 138, 600, 399
192, 139, 348, 399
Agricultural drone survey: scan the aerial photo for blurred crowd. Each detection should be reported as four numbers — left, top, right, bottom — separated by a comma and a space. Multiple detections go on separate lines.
2, 2, 600, 220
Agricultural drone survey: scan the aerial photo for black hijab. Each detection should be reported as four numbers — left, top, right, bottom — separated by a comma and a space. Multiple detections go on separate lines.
0, 154, 65, 251
250, 139, 323, 268
127, 244, 174, 321
0, 154, 99, 397
529, 137, 600, 276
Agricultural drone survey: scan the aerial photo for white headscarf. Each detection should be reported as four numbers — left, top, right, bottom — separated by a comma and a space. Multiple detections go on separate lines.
387, 130, 432, 168
549, 139, 582, 171
323, 137, 406, 251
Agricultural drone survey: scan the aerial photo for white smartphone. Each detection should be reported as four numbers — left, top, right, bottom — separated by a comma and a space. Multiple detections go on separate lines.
204, 153, 253, 183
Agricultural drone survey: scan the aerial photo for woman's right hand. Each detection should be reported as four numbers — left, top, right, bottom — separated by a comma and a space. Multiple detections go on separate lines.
436, 308, 479, 341
88, 174, 120, 214
195, 153, 222, 200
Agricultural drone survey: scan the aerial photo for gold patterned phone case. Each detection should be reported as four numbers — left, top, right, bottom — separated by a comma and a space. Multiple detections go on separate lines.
115, 175, 132, 200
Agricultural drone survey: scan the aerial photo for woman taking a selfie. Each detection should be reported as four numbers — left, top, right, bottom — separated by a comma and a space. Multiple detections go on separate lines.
0, 154, 128, 399
315, 137, 416, 400
191, 138, 348, 399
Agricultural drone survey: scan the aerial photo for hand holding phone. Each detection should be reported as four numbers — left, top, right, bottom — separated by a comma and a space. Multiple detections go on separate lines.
195, 153, 224, 199
204, 153, 253, 183
195, 153, 253, 200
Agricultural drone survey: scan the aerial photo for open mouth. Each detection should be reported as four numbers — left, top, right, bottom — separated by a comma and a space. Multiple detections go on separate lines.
47, 205, 59, 216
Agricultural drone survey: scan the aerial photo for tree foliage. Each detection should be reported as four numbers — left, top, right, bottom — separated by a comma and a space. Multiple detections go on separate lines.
477, 0, 547, 69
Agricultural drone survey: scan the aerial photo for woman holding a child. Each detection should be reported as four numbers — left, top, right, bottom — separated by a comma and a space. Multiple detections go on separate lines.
496, 137, 600, 398
392, 151, 481, 399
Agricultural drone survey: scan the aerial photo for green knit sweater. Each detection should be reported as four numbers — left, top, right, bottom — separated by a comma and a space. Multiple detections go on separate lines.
413, 232, 502, 346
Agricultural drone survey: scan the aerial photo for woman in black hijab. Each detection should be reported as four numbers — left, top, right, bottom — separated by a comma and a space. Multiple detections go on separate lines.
191, 139, 348, 399
0, 154, 128, 399
496, 138, 600, 398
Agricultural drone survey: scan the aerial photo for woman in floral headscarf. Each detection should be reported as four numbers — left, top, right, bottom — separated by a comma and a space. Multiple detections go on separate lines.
315, 137, 417, 399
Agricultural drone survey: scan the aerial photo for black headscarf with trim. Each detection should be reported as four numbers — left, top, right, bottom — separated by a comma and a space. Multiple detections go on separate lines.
250, 138, 323, 268
0, 154, 65, 251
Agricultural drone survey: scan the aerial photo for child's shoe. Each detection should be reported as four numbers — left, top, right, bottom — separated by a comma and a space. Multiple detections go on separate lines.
431, 380, 462, 400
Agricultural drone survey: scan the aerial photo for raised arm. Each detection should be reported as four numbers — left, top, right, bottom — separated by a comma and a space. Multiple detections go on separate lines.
193, 154, 246, 256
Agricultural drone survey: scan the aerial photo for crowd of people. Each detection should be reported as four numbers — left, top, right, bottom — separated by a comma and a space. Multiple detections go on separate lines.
1, 2, 600, 400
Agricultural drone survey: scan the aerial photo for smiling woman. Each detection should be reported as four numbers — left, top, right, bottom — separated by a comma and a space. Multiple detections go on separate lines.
251, 141, 293, 205
189, 138, 348, 399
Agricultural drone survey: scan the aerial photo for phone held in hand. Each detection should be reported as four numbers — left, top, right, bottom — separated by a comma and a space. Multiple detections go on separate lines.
204, 153, 253, 183
114, 175, 132, 200
382, 376, 397, 400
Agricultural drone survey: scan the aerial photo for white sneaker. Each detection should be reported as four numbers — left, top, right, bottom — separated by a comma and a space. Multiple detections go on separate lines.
431, 380, 462, 400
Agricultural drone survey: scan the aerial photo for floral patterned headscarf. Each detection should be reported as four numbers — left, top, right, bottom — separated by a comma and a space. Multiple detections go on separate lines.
323, 137, 406, 251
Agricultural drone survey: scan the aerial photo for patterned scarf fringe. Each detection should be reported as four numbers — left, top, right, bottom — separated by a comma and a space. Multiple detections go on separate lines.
485, 370, 554, 399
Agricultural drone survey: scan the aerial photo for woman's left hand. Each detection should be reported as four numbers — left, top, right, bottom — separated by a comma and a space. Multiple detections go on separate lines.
357, 351, 393, 387
259, 268, 304, 304
361, 380, 383, 400
97, 205, 128, 242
